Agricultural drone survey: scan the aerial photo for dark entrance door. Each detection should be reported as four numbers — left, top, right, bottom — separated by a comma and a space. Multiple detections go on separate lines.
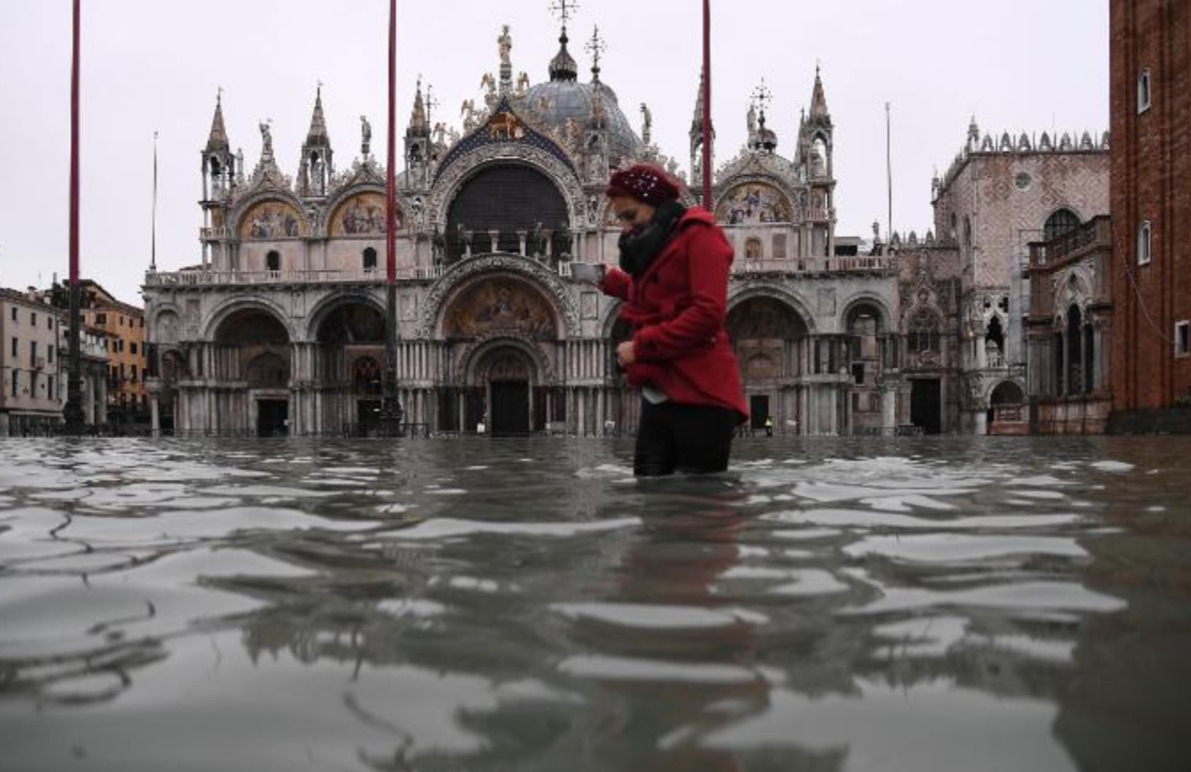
911, 379, 942, 435
257, 399, 289, 438
358, 400, 382, 434
491, 381, 530, 437
750, 395, 770, 431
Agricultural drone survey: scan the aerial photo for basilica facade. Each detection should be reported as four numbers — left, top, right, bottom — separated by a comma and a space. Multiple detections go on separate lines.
142, 18, 1107, 438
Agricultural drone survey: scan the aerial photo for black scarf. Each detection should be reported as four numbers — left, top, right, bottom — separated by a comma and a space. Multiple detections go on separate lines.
618, 199, 687, 278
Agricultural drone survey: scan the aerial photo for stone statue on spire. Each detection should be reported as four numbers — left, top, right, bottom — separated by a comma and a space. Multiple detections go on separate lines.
498, 25, 513, 68
360, 116, 372, 157
259, 120, 274, 160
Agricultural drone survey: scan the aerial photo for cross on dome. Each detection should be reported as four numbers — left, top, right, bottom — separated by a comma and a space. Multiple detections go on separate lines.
550, 0, 579, 28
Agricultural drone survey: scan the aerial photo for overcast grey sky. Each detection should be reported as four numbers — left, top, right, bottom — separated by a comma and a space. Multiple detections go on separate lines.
0, 0, 1108, 304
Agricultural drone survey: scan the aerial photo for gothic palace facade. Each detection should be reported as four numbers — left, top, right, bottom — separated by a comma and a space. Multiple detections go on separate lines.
142, 20, 1109, 438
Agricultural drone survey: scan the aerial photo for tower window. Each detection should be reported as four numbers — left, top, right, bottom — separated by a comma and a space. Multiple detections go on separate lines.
1138, 69, 1151, 114
1138, 221, 1152, 266
266, 251, 282, 272
363, 247, 378, 271
1176, 321, 1190, 358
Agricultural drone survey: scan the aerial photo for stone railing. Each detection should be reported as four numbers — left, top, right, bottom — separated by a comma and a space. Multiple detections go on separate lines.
145, 262, 580, 288
734, 255, 897, 276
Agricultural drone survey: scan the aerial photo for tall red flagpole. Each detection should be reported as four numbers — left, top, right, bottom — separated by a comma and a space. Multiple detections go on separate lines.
701, 0, 712, 209
385, 0, 396, 288
64, 0, 85, 431
382, 0, 403, 433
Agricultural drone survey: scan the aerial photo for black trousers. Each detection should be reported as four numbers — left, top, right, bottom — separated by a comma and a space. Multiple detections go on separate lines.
634, 400, 739, 477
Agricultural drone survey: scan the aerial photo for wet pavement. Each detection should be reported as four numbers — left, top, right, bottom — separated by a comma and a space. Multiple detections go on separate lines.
1, 436, 1189, 771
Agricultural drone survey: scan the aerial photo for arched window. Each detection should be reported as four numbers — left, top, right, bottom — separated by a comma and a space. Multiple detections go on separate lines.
1066, 305, 1084, 395
811, 136, 829, 178
745, 237, 764, 260
986, 316, 1005, 367
909, 309, 941, 354
1138, 220, 1152, 266
1138, 68, 1151, 113
1044, 209, 1081, 242
363, 247, 378, 272
266, 250, 281, 272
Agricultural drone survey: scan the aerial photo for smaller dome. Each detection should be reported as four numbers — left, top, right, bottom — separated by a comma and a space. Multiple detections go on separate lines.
549, 29, 579, 82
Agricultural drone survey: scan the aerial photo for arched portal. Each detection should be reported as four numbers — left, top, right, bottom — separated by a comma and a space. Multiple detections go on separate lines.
446, 163, 569, 260
988, 379, 1026, 435
314, 301, 387, 431
727, 297, 809, 432
467, 343, 541, 437
440, 276, 560, 435
213, 307, 292, 437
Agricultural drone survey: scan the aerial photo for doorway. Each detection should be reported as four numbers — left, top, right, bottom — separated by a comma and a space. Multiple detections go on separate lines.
491, 381, 530, 437
257, 399, 289, 438
750, 395, 771, 432
911, 379, 942, 435
357, 400, 382, 434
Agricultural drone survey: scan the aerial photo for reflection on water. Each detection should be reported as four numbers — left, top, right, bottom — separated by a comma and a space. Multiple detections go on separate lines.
1, 437, 1189, 772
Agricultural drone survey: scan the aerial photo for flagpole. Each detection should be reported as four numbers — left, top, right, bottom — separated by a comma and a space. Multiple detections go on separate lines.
383, 0, 403, 434
701, 0, 712, 209
64, 0, 85, 432
150, 131, 158, 272
886, 101, 893, 242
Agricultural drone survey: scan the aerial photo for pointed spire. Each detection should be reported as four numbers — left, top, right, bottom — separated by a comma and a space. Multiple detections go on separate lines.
690, 66, 713, 138
305, 84, 330, 147
206, 89, 229, 153
809, 63, 830, 122
409, 77, 429, 136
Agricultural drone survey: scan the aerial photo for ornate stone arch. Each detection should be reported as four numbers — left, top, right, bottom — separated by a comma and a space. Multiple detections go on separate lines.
202, 295, 296, 342
728, 285, 817, 333
319, 183, 406, 236
839, 292, 894, 334
600, 300, 627, 339
305, 289, 388, 342
985, 377, 1026, 405
232, 190, 312, 240
1054, 266, 1094, 323
429, 147, 586, 231
457, 331, 557, 388
149, 303, 184, 345
715, 174, 799, 224
418, 255, 580, 340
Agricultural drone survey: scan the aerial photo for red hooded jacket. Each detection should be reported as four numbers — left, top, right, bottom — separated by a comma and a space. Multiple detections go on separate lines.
602, 207, 749, 422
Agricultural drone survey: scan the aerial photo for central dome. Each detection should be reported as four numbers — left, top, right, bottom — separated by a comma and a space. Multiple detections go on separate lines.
523, 79, 641, 163
520, 27, 641, 165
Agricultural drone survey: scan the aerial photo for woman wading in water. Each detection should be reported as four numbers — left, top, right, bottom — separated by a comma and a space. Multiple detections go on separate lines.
576, 164, 747, 477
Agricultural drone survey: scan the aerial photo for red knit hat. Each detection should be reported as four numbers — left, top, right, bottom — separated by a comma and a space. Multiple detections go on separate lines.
605, 164, 681, 206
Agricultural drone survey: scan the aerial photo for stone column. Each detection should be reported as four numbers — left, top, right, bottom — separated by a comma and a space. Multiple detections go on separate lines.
488, 230, 500, 254
517, 231, 528, 257
150, 393, 161, 437
882, 384, 897, 430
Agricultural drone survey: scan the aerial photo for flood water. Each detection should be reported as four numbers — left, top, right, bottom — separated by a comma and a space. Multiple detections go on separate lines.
1, 436, 1189, 772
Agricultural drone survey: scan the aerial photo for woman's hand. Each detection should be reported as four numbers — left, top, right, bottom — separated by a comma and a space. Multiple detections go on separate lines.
616, 340, 636, 368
